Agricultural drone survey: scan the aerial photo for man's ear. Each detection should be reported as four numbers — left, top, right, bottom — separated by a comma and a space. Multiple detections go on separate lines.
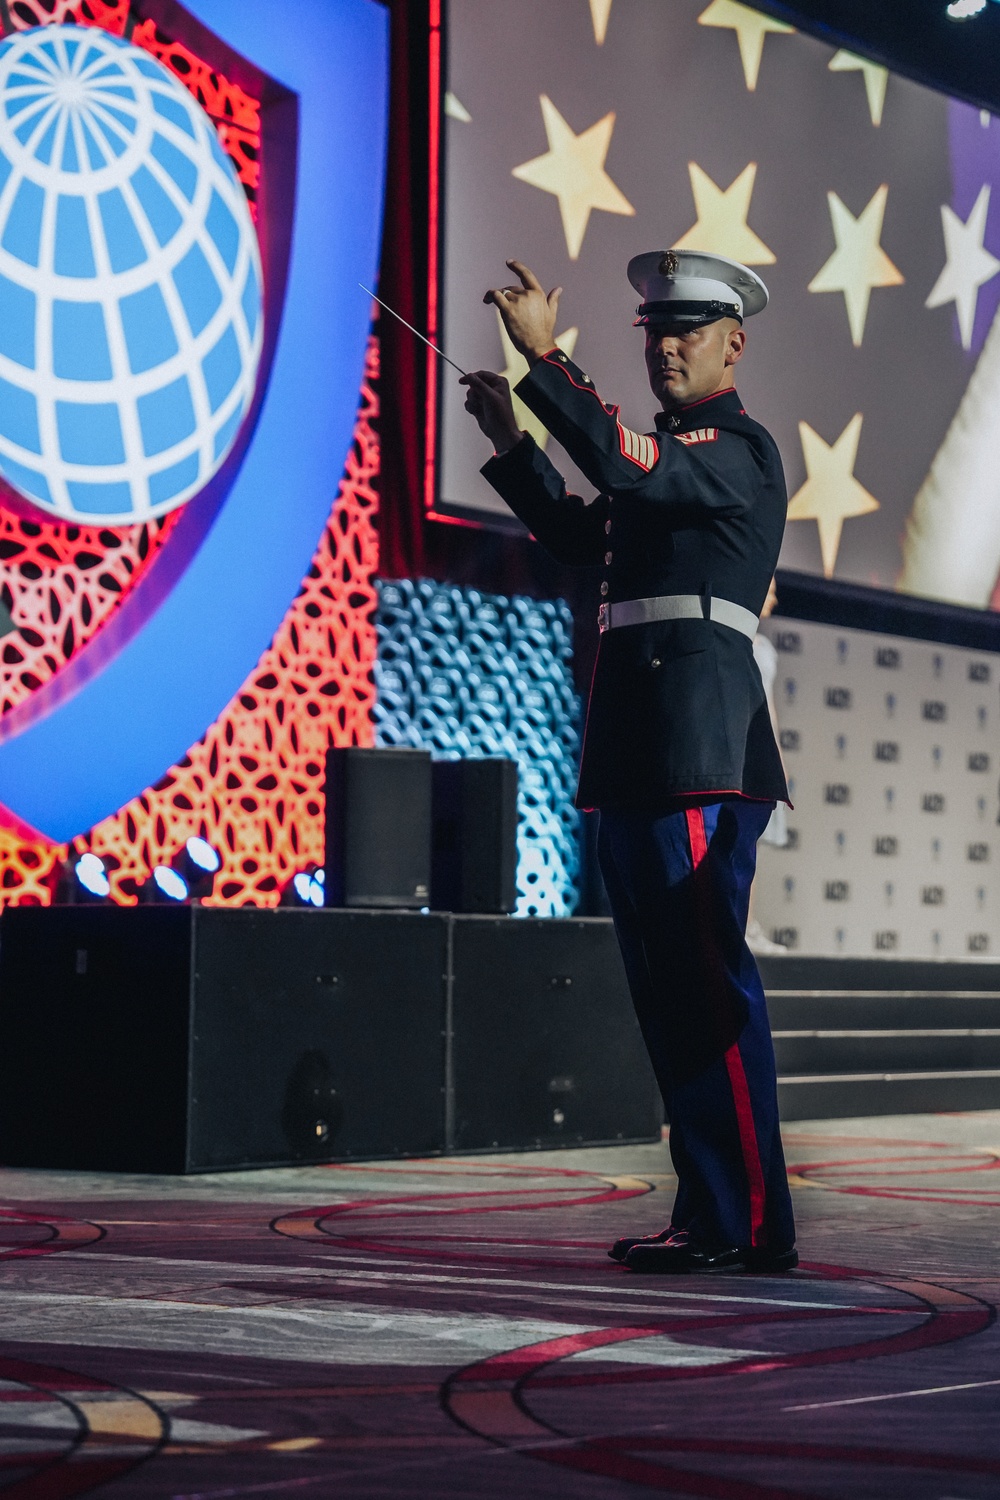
725, 326, 747, 367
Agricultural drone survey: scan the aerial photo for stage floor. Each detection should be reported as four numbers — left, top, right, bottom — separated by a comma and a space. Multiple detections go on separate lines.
1, 1113, 998, 1499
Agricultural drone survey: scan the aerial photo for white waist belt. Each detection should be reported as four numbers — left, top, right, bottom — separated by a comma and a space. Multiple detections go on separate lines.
598, 593, 759, 640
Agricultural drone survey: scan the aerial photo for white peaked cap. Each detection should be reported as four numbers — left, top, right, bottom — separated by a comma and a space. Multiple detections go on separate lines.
627, 249, 769, 326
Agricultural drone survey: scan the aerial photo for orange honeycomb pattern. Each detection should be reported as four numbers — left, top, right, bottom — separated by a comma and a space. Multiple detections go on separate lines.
7, 0, 128, 36
0, 514, 180, 716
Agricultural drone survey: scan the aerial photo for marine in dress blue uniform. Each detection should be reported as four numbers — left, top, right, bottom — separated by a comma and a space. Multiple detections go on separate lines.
462, 252, 796, 1272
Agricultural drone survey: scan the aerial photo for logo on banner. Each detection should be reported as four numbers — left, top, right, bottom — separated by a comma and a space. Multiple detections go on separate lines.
0, 24, 263, 523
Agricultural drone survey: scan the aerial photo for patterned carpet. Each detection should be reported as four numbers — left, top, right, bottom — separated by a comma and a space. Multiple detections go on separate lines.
1, 1111, 999, 1498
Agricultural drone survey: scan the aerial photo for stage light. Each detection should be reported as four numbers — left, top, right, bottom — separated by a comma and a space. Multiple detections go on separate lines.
148, 865, 189, 903
65, 852, 111, 904
946, 0, 988, 18
170, 836, 222, 900
281, 866, 326, 908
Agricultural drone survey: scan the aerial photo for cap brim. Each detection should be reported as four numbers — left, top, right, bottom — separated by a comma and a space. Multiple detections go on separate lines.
634, 299, 743, 329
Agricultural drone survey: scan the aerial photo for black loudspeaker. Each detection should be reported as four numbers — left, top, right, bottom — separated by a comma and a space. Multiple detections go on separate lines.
449, 916, 662, 1151
325, 747, 432, 908
431, 757, 518, 914
0, 906, 448, 1172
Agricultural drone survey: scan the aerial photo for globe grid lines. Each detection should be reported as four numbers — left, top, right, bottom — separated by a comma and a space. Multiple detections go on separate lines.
0, 23, 262, 524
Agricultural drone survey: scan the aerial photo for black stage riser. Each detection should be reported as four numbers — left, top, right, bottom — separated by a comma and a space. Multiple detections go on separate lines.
0, 907, 661, 1174
758, 953, 1000, 1120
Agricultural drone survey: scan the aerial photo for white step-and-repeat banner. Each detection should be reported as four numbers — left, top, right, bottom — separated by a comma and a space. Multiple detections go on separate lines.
754, 617, 997, 958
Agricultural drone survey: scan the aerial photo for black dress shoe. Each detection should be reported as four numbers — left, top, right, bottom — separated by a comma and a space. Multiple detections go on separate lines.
608, 1225, 687, 1263
743, 1245, 799, 1273
624, 1241, 798, 1274
624, 1240, 743, 1273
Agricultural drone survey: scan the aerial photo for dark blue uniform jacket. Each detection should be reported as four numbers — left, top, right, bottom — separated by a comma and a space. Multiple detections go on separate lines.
482, 349, 790, 811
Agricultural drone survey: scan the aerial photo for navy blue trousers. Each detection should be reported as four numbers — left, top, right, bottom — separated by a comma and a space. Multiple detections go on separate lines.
598, 800, 795, 1251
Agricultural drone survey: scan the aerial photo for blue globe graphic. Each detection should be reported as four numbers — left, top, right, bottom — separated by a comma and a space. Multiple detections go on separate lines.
0, 24, 263, 523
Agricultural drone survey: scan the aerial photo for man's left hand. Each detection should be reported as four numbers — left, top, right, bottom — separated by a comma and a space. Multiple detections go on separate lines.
485, 260, 561, 364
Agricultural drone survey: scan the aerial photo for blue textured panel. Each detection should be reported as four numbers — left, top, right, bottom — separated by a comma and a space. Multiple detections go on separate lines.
97, 186, 146, 272
54, 195, 96, 277
119, 282, 178, 374
149, 450, 199, 505
375, 579, 581, 917
0, 375, 40, 452
130, 163, 181, 246
52, 300, 112, 380
150, 131, 196, 201
56, 401, 125, 464
0, 273, 35, 369
136, 374, 195, 456
2, 178, 43, 266
202, 324, 241, 413
173, 240, 221, 335
205, 188, 239, 273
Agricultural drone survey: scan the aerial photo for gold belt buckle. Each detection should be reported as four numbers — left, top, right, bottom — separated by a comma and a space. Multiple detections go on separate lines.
598, 602, 610, 632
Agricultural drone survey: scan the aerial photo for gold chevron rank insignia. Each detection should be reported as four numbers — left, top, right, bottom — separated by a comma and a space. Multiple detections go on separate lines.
616, 422, 659, 470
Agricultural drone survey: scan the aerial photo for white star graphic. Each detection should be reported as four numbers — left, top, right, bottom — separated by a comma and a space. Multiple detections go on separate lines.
926, 185, 1000, 350
697, 0, 793, 91
828, 51, 889, 127
589, 0, 613, 43
808, 185, 904, 346
673, 161, 775, 265
787, 414, 879, 577
512, 95, 634, 260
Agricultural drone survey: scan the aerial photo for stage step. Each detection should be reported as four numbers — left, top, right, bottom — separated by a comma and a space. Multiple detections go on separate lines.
756, 954, 1000, 1120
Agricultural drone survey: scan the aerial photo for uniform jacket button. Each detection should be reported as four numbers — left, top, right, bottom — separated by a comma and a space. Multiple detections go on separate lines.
600, 581, 609, 596
651, 657, 661, 669
605, 551, 613, 565
605, 519, 611, 535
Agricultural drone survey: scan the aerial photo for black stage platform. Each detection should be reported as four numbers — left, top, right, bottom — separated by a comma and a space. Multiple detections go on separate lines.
0, 907, 997, 1173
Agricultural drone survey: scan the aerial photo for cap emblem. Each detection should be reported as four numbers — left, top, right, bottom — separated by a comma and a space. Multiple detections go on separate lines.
658, 250, 680, 277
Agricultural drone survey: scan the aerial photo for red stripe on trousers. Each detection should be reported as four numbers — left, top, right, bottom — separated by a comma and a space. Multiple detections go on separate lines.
684, 806, 767, 1247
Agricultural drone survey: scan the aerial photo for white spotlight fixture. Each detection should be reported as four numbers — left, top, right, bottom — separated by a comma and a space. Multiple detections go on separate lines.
282, 866, 326, 908
71, 852, 111, 903
145, 865, 190, 904
171, 836, 222, 900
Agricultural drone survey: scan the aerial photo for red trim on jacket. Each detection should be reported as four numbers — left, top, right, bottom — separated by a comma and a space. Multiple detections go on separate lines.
541, 351, 618, 413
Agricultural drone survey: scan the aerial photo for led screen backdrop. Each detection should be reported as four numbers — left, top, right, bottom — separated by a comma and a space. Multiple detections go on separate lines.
0, 0, 388, 844
438, 0, 1000, 612
0, 0, 388, 911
